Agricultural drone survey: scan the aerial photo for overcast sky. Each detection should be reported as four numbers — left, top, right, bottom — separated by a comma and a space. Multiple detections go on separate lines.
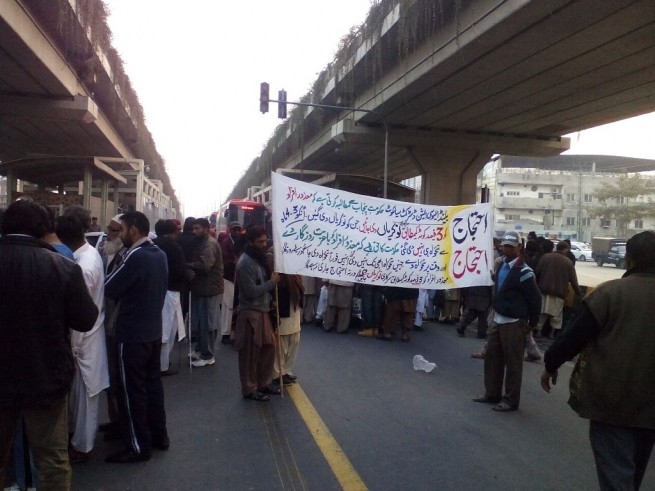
104, 0, 655, 217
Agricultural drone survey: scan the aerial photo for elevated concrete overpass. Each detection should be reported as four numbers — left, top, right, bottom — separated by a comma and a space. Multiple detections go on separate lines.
0, 0, 178, 218
232, 0, 655, 205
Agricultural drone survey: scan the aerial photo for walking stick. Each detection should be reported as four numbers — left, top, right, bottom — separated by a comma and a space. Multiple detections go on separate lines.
275, 284, 284, 397
188, 291, 193, 373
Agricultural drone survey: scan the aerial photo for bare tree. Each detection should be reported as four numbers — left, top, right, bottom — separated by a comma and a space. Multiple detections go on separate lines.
589, 175, 655, 237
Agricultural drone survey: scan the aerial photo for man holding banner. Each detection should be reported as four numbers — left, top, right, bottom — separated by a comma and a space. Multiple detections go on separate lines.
234, 225, 280, 402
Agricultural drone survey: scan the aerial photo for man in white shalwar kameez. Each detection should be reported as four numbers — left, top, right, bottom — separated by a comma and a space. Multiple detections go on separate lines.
56, 210, 110, 462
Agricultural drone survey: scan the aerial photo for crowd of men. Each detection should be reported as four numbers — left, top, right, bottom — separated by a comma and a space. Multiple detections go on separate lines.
1, 198, 653, 490
0, 201, 304, 489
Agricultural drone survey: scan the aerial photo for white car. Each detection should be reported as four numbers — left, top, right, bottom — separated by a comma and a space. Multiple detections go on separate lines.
569, 241, 592, 262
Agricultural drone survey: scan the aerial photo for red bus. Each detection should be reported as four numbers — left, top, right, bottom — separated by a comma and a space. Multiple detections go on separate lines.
213, 199, 268, 233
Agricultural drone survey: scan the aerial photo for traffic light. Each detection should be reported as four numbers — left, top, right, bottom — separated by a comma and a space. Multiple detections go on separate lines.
278, 89, 287, 119
260, 82, 269, 114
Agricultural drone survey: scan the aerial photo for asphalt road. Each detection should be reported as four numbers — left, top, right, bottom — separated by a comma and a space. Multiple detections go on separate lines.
72, 319, 654, 491
574, 259, 624, 288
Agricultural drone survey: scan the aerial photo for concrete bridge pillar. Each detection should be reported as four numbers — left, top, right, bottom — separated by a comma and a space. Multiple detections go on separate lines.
410, 147, 493, 205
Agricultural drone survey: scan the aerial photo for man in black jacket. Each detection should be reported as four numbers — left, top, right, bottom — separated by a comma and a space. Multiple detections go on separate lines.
104, 212, 169, 463
153, 219, 190, 374
0, 200, 98, 489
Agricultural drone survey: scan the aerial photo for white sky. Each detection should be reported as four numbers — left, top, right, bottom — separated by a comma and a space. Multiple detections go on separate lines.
104, 0, 655, 217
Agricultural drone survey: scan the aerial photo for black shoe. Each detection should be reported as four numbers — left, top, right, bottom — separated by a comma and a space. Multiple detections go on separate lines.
68, 447, 90, 464
472, 395, 502, 404
285, 374, 297, 381
152, 435, 170, 451
105, 448, 151, 463
99, 422, 118, 433
272, 377, 286, 386
161, 368, 179, 376
273, 375, 296, 386
456, 328, 465, 337
413, 324, 424, 332
221, 335, 232, 345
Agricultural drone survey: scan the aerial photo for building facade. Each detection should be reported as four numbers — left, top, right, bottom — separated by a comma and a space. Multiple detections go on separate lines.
479, 156, 655, 242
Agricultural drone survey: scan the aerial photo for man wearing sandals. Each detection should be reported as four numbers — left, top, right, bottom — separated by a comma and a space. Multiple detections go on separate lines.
473, 231, 541, 412
234, 226, 280, 401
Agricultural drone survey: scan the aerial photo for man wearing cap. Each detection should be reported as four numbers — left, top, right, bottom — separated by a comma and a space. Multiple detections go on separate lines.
219, 222, 244, 344
97, 214, 126, 275
474, 231, 541, 412
95, 213, 126, 441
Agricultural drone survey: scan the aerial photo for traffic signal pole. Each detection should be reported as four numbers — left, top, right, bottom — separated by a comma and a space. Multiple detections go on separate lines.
261, 83, 389, 198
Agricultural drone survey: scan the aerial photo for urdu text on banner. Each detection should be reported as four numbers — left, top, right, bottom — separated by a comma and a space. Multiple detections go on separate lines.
271, 172, 494, 289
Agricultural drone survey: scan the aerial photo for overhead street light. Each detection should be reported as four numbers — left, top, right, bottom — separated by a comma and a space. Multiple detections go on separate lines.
260, 83, 389, 198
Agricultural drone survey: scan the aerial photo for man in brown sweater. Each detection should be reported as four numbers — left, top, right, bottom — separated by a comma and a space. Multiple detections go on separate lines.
541, 230, 655, 490
534, 241, 580, 339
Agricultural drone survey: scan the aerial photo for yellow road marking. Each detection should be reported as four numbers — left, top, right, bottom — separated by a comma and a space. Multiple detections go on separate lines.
288, 384, 368, 491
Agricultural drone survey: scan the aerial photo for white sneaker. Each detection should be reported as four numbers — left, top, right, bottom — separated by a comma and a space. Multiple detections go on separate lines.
191, 357, 215, 367
188, 351, 201, 360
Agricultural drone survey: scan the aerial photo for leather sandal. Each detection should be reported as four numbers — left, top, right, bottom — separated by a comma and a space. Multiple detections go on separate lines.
243, 391, 270, 402
259, 385, 282, 395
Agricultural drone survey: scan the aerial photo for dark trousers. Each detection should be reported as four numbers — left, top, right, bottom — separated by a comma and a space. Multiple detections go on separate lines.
117, 341, 168, 454
106, 335, 120, 427
484, 319, 528, 408
360, 285, 384, 328
589, 420, 655, 490
458, 307, 489, 337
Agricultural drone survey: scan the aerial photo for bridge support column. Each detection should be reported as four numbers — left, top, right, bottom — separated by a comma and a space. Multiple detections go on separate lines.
411, 147, 493, 205
100, 177, 109, 227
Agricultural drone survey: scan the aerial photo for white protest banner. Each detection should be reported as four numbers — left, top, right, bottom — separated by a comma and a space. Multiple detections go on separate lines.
271, 172, 494, 289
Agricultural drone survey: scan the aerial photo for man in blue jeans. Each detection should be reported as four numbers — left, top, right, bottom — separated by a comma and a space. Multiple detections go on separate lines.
542, 230, 655, 490
187, 218, 223, 366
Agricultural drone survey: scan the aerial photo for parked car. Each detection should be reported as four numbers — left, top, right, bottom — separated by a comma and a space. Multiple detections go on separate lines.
602, 244, 627, 269
569, 242, 592, 262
